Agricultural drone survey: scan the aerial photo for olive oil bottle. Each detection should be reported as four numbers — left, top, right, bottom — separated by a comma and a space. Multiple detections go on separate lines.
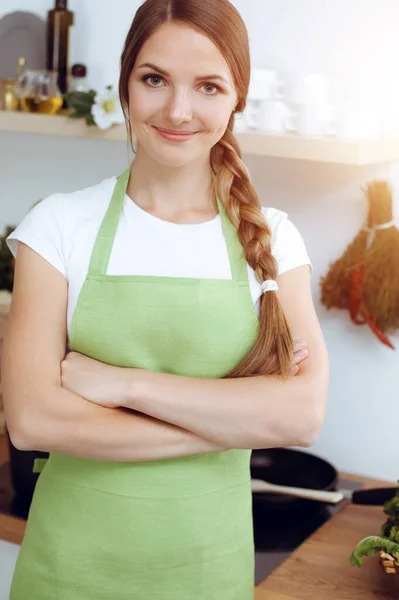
46, 0, 74, 97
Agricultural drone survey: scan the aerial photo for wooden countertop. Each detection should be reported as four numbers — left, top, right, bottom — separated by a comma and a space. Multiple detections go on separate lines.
0, 451, 397, 599
256, 473, 398, 600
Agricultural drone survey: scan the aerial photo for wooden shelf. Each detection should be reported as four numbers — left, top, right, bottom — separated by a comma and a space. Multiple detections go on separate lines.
0, 110, 125, 143
1, 110, 399, 165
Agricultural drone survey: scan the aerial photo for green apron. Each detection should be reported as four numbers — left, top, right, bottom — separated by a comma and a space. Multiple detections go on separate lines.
10, 167, 260, 600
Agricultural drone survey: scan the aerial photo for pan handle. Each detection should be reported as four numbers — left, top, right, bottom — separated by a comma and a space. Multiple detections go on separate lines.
351, 487, 397, 506
251, 479, 344, 503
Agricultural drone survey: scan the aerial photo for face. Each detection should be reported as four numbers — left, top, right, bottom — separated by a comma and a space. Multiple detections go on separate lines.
127, 21, 238, 167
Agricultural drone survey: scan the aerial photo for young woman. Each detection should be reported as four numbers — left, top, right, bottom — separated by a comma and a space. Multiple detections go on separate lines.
2, 0, 329, 598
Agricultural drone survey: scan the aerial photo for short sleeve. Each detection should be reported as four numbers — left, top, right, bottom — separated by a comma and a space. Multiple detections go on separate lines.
264, 208, 312, 275
6, 194, 66, 278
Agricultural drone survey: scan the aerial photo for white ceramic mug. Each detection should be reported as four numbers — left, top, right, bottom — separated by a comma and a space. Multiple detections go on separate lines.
248, 68, 283, 101
258, 100, 294, 134
291, 73, 343, 107
234, 111, 247, 132
244, 99, 264, 129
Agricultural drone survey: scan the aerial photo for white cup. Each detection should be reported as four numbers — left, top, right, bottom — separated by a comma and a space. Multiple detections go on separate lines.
292, 73, 342, 107
258, 100, 294, 134
234, 112, 247, 132
248, 68, 283, 101
244, 99, 262, 129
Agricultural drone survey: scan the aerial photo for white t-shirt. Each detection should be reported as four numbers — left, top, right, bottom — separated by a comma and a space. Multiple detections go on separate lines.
7, 176, 311, 339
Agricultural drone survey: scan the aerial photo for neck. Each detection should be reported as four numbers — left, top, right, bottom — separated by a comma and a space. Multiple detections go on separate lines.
126, 147, 216, 223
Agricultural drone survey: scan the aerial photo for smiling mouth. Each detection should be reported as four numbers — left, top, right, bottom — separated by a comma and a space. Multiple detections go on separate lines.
153, 126, 198, 142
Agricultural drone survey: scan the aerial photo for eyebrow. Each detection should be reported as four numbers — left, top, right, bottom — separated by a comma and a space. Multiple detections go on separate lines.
136, 62, 231, 86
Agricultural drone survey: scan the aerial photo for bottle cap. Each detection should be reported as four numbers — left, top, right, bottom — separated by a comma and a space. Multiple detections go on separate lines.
71, 64, 87, 78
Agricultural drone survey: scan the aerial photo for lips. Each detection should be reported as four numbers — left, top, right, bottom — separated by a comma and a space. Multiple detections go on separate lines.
154, 126, 197, 142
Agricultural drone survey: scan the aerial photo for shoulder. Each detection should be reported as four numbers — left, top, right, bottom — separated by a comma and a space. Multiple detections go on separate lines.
261, 206, 288, 234
13, 175, 116, 235
64, 175, 117, 207
261, 205, 299, 249
7, 176, 117, 276
261, 206, 311, 275
41, 175, 117, 217
12, 176, 116, 228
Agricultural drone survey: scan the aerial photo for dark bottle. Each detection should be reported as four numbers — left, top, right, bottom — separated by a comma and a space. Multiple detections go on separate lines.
46, 0, 74, 97
70, 63, 89, 92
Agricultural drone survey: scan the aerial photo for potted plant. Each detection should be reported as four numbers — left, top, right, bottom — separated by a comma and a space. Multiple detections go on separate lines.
350, 483, 399, 574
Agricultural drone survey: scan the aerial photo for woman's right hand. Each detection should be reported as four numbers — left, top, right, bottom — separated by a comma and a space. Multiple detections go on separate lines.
291, 339, 308, 376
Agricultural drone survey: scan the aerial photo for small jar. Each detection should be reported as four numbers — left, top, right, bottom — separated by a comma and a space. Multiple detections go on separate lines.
0, 79, 19, 111
69, 63, 89, 92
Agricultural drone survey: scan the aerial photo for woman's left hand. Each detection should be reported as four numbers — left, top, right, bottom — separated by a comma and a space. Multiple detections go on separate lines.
61, 352, 129, 408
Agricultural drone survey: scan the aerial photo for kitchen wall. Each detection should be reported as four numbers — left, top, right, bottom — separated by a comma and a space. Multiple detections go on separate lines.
0, 0, 398, 481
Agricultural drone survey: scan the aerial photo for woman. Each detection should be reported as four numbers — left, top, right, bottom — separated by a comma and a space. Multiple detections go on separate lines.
2, 0, 329, 598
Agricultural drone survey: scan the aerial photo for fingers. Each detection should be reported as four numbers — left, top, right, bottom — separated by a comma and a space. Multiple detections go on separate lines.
294, 339, 307, 352
293, 348, 308, 365
291, 339, 308, 376
293, 339, 308, 366
290, 364, 299, 377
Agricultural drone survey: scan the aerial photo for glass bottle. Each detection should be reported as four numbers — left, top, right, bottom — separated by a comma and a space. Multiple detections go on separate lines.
15, 57, 26, 81
46, 0, 74, 97
15, 56, 27, 110
70, 64, 89, 92
19, 70, 63, 115
0, 79, 19, 111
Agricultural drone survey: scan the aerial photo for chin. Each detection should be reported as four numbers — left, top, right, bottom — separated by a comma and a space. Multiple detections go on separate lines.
148, 144, 210, 168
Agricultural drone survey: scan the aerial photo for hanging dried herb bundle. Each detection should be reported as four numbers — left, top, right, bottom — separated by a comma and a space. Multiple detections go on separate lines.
320, 181, 399, 348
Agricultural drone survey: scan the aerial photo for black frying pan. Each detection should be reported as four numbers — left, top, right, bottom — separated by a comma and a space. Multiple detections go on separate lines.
6, 434, 396, 521
250, 448, 396, 514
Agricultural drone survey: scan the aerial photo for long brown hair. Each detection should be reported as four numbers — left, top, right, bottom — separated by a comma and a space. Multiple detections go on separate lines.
119, 0, 294, 378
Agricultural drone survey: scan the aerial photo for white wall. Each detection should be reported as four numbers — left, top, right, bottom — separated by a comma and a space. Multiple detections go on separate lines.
1, 0, 398, 482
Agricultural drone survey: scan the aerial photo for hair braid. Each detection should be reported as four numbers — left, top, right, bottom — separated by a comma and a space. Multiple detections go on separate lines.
212, 117, 294, 378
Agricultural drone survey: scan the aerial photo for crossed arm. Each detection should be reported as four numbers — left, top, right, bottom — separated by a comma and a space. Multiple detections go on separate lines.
2, 243, 329, 462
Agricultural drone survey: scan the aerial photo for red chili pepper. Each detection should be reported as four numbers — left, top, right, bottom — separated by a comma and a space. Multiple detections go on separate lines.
362, 313, 396, 350
349, 261, 395, 349
350, 263, 365, 325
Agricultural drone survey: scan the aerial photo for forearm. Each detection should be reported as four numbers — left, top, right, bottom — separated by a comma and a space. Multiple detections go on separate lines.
8, 385, 228, 462
125, 369, 328, 449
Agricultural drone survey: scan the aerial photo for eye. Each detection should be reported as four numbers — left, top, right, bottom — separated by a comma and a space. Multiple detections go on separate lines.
201, 83, 219, 95
142, 74, 165, 88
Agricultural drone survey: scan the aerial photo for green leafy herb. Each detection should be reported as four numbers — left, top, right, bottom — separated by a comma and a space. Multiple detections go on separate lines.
350, 536, 399, 568
64, 90, 97, 126
350, 482, 399, 569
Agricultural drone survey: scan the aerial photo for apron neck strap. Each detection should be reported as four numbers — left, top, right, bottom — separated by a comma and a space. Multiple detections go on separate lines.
88, 167, 130, 276
88, 166, 249, 282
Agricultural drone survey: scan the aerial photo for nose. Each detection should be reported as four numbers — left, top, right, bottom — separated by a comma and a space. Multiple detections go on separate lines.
164, 88, 193, 126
